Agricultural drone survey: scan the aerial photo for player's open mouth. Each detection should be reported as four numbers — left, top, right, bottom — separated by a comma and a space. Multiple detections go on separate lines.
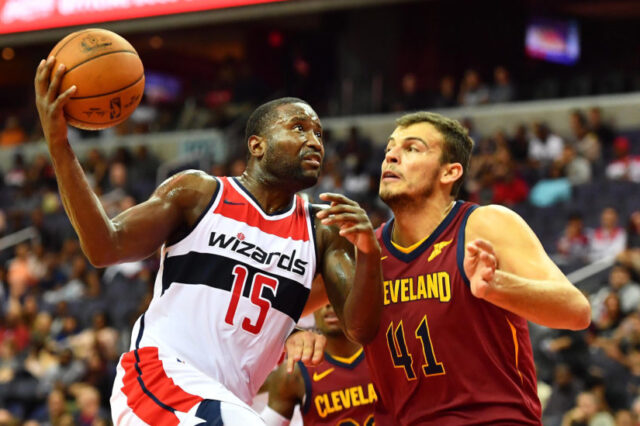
302, 154, 322, 168
324, 311, 339, 324
382, 170, 401, 181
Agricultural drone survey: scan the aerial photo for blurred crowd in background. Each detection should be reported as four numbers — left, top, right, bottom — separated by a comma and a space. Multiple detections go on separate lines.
0, 101, 639, 424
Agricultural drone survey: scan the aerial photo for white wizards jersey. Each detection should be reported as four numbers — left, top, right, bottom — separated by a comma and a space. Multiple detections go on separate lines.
128, 176, 317, 404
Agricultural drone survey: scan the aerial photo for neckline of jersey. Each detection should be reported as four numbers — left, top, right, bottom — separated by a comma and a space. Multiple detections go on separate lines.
382, 200, 463, 263
229, 177, 297, 219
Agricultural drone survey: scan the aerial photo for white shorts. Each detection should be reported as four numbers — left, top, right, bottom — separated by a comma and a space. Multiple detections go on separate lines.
110, 347, 265, 425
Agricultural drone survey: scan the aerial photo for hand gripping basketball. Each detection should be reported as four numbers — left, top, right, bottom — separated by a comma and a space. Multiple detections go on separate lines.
35, 56, 77, 146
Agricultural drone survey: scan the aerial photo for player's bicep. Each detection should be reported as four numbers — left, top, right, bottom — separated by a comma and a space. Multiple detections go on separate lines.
108, 171, 206, 262
109, 194, 182, 261
320, 236, 355, 322
469, 205, 565, 281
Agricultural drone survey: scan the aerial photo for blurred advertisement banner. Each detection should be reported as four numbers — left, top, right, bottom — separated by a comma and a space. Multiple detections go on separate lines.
0, 0, 287, 34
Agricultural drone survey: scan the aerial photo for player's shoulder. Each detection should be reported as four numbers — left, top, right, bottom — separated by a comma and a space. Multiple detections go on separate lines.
466, 204, 527, 238
157, 169, 217, 194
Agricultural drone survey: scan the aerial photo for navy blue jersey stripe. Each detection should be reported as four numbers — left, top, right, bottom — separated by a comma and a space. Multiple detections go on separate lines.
162, 252, 310, 322
298, 361, 313, 414
382, 201, 463, 263
133, 349, 177, 414
456, 204, 479, 287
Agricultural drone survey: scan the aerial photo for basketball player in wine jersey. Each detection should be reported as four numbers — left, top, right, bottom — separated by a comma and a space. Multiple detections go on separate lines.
261, 303, 376, 426
35, 57, 382, 425
364, 112, 591, 425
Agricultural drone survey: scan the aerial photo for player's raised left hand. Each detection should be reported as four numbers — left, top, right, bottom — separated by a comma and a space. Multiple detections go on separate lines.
316, 193, 381, 255
464, 239, 498, 299
34, 57, 76, 146
284, 330, 326, 374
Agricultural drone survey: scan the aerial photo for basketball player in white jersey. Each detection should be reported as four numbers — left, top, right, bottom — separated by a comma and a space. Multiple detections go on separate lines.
35, 57, 383, 425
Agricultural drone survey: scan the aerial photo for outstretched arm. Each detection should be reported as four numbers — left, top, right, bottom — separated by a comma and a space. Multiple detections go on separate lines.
314, 193, 383, 344
464, 205, 591, 330
35, 56, 212, 267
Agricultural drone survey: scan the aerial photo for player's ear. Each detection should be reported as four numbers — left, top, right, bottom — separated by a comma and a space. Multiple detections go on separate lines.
441, 162, 463, 185
248, 135, 267, 159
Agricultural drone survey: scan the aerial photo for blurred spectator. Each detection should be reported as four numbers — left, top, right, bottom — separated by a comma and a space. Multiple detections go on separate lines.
587, 107, 616, 160
392, 72, 424, 111
43, 256, 87, 306
605, 137, 640, 183
458, 69, 489, 106
490, 66, 515, 103
0, 116, 27, 147
570, 110, 602, 166
491, 152, 529, 206
7, 243, 38, 298
561, 391, 615, 426
543, 364, 584, 426
591, 264, 640, 320
509, 124, 530, 166
529, 165, 571, 208
618, 211, 640, 276
556, 213, 590, 265
555, 145, 592, 186
433, 75, 457, 108
529, 122, 565, 165
72, 385, 109, 426
26, 388, 69, 425
588, 207, 627, 262
613, 410, 634, 426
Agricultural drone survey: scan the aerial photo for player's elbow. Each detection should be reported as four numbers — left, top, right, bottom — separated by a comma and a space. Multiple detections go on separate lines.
568, 298, 591, 330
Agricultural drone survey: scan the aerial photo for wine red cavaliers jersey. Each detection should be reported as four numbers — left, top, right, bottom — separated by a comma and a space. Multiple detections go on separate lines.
364, 201, 541, 425
127, 176, 317, 405
299, 348, 377, 426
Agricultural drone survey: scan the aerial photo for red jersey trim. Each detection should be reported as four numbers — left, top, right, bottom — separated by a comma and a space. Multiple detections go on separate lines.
213, 177, 310, 241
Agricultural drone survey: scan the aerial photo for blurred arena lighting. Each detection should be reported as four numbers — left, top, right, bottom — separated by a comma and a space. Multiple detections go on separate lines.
149, 35, 163, 49
0, 0, 419, 45
1, 46, 14, 60
0, 0, 290, 35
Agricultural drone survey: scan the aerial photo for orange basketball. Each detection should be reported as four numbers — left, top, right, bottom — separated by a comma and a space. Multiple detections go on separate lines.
49, 28, 145, 130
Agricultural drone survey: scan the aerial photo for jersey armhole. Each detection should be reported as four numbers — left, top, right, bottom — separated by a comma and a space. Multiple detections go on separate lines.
456, 205, 479, 287
165, 176, 223, 250
307, 202, 320, 276
297, 361, 312, 414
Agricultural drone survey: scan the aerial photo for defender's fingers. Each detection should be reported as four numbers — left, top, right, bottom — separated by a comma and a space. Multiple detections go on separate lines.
316, 204, 359, 219
473, 239, 494, 253
319, 192, 356, 205
320, 212, 362, 225
300, 336, 315, 364
311, 335, 326, 365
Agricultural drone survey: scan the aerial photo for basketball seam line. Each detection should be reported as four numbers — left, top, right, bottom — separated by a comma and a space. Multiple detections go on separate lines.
64, 50, 138, 75
69, 72, 144, 100
51, 29, 94, 57
64, 111, 126, 126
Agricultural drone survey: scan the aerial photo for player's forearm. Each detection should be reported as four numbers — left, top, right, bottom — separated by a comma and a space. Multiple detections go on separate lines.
485, 270, 591, 330
49, 140, 117, 266
343, 248, 383, 344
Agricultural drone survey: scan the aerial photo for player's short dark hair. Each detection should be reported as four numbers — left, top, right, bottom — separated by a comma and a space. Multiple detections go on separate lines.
395, 112, 474, 198
245, 97, 309, 145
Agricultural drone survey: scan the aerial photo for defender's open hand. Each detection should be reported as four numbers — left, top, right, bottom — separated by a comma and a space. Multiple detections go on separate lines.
284, 330, 326, 374
464, 239, 498, 299
316, 193, 380, 255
